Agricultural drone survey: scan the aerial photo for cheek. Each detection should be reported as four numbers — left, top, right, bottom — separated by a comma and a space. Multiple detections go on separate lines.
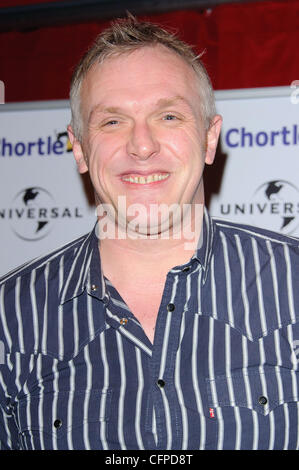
85, 139, 108, 173
169, 137, 205, 175
82, 151, 106, 194
166, 128, 203, 156
87, 147, 125, 200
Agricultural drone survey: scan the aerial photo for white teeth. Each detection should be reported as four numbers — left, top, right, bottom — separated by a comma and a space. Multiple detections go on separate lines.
122, 173, 169, 184
147, 174, 153, 183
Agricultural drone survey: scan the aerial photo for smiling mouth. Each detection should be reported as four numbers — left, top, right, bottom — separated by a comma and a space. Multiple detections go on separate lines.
121, 173, 170, 184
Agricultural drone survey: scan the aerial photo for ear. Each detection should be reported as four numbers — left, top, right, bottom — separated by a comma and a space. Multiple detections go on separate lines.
205, 114, 222, 165
67, 125, 88, 174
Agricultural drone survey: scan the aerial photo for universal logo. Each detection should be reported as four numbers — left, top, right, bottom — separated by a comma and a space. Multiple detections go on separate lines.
219, 180, 299, 234
0, 187, 83, 241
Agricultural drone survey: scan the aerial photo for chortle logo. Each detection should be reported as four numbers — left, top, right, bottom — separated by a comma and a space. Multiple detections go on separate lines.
10, 187, 55, 241
56, 131, 73, 152
219, 179, 299, 235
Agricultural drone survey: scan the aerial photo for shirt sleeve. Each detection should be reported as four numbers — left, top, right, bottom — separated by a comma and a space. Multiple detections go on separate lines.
0, 403, 19, 450
0, 365, 20, 450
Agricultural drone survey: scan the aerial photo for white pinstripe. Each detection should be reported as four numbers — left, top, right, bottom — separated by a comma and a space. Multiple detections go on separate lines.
175, 311, 188, 449
236, 236, 253, 340
67, 360, 75, 450
266, 240, 282, 329
284, 244, 296, 324
116, 331, 126, 450
135, 347, 145, 450
83, 346, 92, 450
15, 277, 24, 352
0, 285, 12, 351
99, 332, 109, 450
192, 313, 206, 450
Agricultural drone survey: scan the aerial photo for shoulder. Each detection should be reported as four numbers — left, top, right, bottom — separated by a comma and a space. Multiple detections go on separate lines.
0, 228, 97, 358
210, 216, 299, 269
212, 216, 299, 249
0, 231, 91, 290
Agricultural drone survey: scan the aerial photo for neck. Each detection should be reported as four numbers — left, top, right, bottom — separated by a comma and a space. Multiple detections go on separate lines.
98, 203, 204, 280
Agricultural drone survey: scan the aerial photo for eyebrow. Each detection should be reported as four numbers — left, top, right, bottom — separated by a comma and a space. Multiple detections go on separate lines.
155, 95, 191, 109
88, 104, 123, 125
88, 95, 192, 124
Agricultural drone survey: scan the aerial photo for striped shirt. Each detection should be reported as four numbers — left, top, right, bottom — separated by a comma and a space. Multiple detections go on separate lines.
1, 209, 299, 450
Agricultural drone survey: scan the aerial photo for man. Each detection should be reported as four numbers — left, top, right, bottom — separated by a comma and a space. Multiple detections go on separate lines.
1, 17, 299, 451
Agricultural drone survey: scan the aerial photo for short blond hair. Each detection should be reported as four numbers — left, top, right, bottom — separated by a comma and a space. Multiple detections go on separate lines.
70, 15, 216, 139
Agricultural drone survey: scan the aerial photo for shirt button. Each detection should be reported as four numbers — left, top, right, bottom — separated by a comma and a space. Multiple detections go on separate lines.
120, 318, 128, 325
167, 303, 175, 312
53, 419, 62, 429
91, 284, 98, 292
157, 379, 165, 388
258, 396, 268, 405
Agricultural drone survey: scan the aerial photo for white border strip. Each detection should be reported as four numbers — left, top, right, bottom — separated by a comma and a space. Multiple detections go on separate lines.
0, 86, 292, 112
0, 99, 70, 112
215, 86, 291, 101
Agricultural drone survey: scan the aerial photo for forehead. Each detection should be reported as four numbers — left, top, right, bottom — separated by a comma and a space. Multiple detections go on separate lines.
80, 45, 200, 114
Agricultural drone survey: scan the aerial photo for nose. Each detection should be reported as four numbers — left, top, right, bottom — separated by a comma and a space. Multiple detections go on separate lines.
126, 121, 160, 160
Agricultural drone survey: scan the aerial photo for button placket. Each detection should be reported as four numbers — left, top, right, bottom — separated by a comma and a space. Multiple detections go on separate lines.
149, 272, 186, 449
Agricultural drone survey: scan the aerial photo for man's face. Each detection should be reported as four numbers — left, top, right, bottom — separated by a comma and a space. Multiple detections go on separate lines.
69, 45, 221, 234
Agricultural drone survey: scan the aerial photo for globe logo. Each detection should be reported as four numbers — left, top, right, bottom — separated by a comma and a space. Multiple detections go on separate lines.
252, 180, 299, 234
10, 187, 55, 241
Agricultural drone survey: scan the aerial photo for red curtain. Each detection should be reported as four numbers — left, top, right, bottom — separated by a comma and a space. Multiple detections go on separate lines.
0, 0, 62, 6
1, 0, 299, 102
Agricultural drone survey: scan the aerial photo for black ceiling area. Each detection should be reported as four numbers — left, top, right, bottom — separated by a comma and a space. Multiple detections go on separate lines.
0, 0, 273, 33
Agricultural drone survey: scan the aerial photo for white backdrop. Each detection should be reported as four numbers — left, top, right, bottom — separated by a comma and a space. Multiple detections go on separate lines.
0, 101, 96, 276
211, 86, 299, 233
0, 86, 298, 276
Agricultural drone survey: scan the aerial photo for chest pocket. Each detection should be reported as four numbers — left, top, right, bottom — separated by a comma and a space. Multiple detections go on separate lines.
206, 365, 299, 416
17, 389, 112, 450
206, 365, 299, 449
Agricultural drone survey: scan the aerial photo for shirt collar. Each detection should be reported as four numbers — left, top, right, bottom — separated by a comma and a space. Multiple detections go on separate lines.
192, 207, 215, 282
59, 207, 215, 303
59, 222, 107, 304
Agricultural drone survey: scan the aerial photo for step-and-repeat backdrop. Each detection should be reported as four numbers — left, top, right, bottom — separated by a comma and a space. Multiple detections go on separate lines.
0, 86, 298, 276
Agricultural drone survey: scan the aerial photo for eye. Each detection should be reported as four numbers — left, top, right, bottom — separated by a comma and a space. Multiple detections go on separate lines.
104, 120, 119, 126
163, 114, 177, 121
